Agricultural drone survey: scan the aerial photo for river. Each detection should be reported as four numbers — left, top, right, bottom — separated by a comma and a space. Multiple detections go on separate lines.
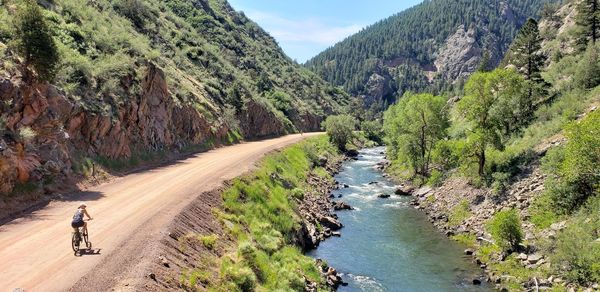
308, 147, 489, 291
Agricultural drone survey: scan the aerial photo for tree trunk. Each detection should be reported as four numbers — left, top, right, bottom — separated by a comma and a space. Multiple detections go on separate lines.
478, 149, 486, 178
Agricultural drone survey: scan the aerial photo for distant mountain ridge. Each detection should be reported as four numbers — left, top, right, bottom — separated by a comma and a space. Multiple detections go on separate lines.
306, 0, 559, 109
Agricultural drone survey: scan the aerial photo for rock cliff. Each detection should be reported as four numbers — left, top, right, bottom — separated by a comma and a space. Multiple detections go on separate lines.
0, 0, 350, 215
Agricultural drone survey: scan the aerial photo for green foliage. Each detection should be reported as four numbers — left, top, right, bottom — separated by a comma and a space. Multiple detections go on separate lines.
486, 209, 523, 252
15, 0, 60, 81
267, 91, 292, 113
200, 234, 218, 250
530, 192, 562, 230
542, 110, 600, 213
212, 136, 336, 290
575, 0, 600, 50
1, 0, 349, 136
574, 43, 600, 89
426, 169, 444, 187
457, 69, 528, 177
113, 0, 154, 30
306, 0, 555, 99
322, 115, 357, 151
547, 196, 600, 284
383, 93, 448, 179
360, 120, 383, 144
502, 18, 549, 114
448, 200, 471, 227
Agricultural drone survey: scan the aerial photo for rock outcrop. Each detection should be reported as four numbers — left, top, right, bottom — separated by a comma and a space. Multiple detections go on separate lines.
434, 25, 502, 81
0, 60, 295, 219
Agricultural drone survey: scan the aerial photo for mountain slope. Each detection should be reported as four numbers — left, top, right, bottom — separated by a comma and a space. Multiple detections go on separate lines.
0, 0, 349, 207
306, 0, 557, 109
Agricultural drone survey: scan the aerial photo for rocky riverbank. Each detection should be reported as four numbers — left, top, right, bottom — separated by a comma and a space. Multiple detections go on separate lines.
296, 154, 355, 289
390, 159, 598, 291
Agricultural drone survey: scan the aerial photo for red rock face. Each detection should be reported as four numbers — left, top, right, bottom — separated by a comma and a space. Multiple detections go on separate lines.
0, 63, 266, 195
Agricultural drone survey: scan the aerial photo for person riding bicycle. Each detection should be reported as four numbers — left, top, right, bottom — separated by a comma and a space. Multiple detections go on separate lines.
71, 202, 92, 234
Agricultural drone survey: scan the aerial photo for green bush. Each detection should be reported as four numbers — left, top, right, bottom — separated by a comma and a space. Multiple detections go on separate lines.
449, 200, 471, 227
486, 209, 523, 252
491, 172, 511, 196
548, 196, 600, 284
543, 110, 600, 213
200, 234, 218, 250
426, 169, 444, 187
15, 0, 60, 81
574, 43, 600, 90
322, 115, 356, 151
360, 120, 383, 144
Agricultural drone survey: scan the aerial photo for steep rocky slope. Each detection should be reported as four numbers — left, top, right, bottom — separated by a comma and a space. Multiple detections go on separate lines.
306, 0, 558, 109
0, 0, 350, 215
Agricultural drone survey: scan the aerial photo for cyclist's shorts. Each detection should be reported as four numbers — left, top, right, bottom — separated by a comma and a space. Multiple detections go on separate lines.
71, 220, 84, 228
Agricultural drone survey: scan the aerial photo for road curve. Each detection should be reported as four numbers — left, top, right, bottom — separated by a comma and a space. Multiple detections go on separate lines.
0, 133, 322, 292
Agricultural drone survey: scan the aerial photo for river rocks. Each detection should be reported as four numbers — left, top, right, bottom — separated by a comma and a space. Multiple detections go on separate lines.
346, 149, 359, 157
464, 249, 474, 255
318, 156, 328, 167
333, 201, 353, 211
319, 216, 343, 230
395, 185, 415, 196
472, 278, 482, 285
325, 267, 345, 289
377, 193, 391, 199
527, 254, 543, 265
414, 186, 433, 197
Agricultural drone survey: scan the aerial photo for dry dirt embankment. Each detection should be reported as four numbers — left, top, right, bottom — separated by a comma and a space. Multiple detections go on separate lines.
0, 133, 321, 292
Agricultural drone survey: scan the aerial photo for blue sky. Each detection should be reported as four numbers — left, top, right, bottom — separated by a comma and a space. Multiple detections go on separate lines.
228, 0, 423, 63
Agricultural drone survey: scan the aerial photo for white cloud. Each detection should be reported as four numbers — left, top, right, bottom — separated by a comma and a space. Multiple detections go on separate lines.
245, 10, 363, 46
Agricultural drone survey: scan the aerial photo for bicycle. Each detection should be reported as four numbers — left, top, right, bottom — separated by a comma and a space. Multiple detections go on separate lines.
72, 219, 92, 254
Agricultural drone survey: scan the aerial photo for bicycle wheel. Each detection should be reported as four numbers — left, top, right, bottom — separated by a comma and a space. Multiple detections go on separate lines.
83, 231, 92, 249
72, 231, 80, 253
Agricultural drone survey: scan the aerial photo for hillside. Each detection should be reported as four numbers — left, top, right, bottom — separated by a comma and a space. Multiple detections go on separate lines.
0, 0, 349, 212
306, 0, 557, 110
382, 0, 600, 289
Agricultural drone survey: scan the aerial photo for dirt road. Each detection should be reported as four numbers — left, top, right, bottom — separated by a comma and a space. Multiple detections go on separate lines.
0, 133, 322, 292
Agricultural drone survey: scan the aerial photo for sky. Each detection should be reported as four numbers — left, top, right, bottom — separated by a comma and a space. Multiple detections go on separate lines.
227, 0, 423, 63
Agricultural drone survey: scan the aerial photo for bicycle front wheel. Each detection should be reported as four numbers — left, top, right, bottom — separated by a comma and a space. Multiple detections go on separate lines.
83, 232, 92, 249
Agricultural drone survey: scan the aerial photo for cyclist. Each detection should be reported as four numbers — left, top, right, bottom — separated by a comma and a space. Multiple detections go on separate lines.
71, 202, 92, 234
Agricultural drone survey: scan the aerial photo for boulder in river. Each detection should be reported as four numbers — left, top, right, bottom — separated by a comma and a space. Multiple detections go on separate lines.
346, 149, 359, 157
378, 194, 391, 199
333, 201, 353, 211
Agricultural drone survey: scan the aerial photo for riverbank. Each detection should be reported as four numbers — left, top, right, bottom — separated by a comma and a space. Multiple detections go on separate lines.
137, 135, 349, 291
401, 160, 598, 291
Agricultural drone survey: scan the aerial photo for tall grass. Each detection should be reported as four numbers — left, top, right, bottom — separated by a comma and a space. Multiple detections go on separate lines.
210, 135, 338, 290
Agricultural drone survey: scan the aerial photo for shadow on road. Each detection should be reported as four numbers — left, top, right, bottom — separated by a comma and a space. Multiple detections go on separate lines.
76, 248, 102, 257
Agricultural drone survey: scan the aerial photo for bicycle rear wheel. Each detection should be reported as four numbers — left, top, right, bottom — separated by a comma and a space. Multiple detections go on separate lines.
72, 231, 80, 253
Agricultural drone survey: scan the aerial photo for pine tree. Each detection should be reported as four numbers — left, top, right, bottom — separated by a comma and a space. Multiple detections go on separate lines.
15, 0, 59, 82
503, 18, 548, 122
576, 0, 600, 50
